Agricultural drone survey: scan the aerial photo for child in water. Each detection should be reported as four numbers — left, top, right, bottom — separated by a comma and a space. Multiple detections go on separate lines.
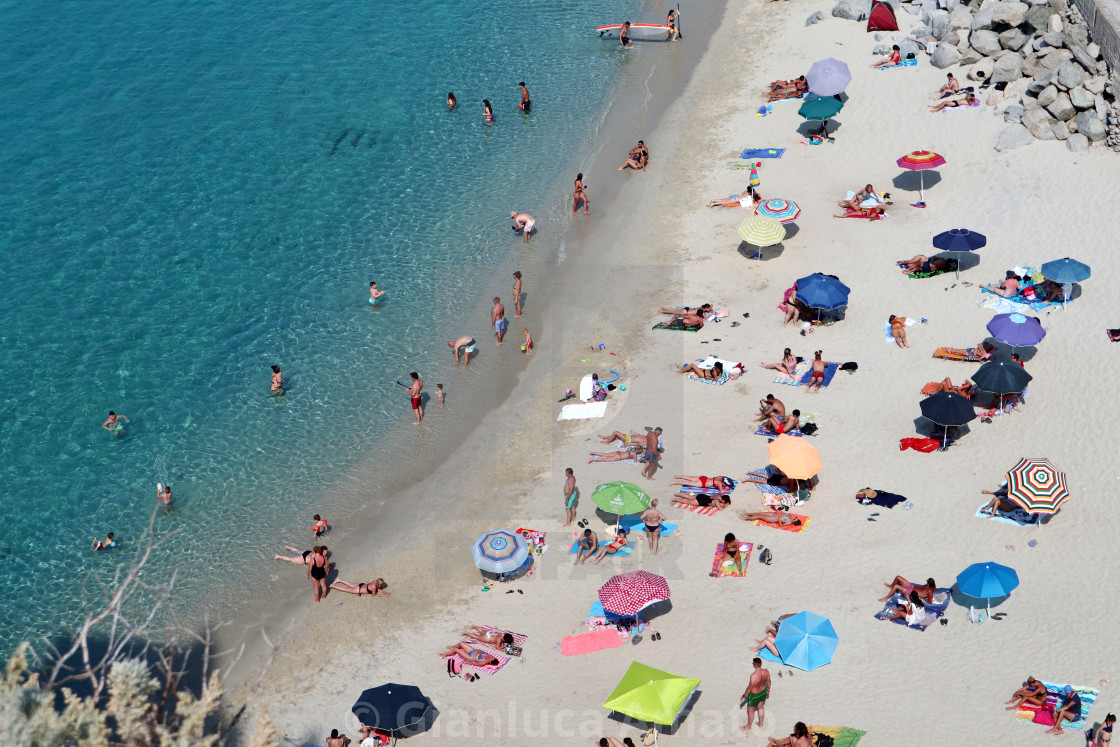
313, 515, 328, 538
521, 329, 533, 354
436, 384, 445, 407
92, 533, 116, 551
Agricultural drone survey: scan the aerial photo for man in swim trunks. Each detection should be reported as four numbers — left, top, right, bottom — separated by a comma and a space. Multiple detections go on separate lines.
638, 499, 667, 554
741, 657, 772, 731
563, 467, 578, 526
766, 408, 798, 435
510, 212, 535, 243
598, 427, 663, 453
368, 280, 386, 305
448, 336, 477, 367
573, 528, 598, 565
157, 484, 172, 507
756, 394, 785, 423
807, 351, 827, 392
518, 82, 531, 112
408, 371, 424, 424
491, 297, 508, 344
102, 411, 130, 433
619, 21, 633, 47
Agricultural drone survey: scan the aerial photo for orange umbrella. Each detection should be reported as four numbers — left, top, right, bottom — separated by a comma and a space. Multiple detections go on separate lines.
767, 434, 821, 479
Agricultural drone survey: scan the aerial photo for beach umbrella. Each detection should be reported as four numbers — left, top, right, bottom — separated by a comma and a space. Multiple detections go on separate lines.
352, 683, 433, 736
919, 391, 975, 447
1005, 458, 1070, 515
603, 661, 701, 745
806, 58, 851, 96
986, 313, 1045, 349
756, 198, 801, 223
598, 570, 670, 617
767, 434, 821, 480
1040, 257, 1090, 284
896, 150, 945, 205
932, 228, 986, 279
591, 481, 651, 528
798, 96, 844, 136
794, 273, 850, 310
471, 529, 530, 575
737, 215, 786, 261
972, 360, 1032, 413
956, 561, 1019, 615
773, 611, 839, 671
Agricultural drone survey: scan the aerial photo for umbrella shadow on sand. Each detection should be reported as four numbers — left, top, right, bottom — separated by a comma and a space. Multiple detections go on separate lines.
796, 118, 843, 138
606, 689, 702, 735
480, 555, 534, 583
737, 241, 785, 261
983, 336, 1039, 363
912, 416, 971, 443
892, 170, 941, 193
937, 251, 980, 273
951, 586, 1012, 614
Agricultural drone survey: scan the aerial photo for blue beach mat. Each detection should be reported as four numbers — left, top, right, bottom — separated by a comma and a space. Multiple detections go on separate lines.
874, 588, 953, 631
755, 426, 803, 437
680, 480, 738, 495
618, 516, 679, 536
739, 148, 786, 159
569, 540, 634, 557
757, 647, 783, 664
798, 362, 839, 387
877, 57, 917, 70
746, 466, 787, 495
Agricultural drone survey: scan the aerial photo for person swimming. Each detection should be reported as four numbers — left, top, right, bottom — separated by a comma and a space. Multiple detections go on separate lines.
102, 411, 129, 434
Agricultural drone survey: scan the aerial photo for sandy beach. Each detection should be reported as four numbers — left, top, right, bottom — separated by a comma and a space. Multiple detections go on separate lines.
218, 0, 1119, 744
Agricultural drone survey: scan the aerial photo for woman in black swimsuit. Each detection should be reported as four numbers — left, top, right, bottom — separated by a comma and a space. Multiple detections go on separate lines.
307, 545, 329, 603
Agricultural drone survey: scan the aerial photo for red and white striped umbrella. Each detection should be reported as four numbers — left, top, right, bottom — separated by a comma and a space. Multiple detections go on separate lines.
598, 571, 670, 616
1005, 458, 1069, 515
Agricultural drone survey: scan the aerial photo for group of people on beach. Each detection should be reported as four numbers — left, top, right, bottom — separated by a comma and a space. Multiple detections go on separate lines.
274, 528, 389, 604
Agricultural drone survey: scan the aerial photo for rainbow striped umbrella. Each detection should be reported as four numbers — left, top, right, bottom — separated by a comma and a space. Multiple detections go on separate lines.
896, 150, 945, 204
756, 199, 802, 223
1005, 458, 1069, 515
737, 216, 786, 260
471, 529, 530, 574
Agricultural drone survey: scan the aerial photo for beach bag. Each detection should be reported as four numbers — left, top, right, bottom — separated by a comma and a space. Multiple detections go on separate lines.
447, 657, 462, 677
504, 644, 523, 657
813, 734, 835, 747
800, 422, 819, 436
1032, 708, 1056, 726
840, 361, 858, 372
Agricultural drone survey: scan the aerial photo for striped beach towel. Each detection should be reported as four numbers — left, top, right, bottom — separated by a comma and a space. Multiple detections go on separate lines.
672, 500, 721, 516
1015, 682, 1098, 732
711, 542, 752, 577
772, 361, 810, 385
442, 648, 509, 675
753, 513, 810, 533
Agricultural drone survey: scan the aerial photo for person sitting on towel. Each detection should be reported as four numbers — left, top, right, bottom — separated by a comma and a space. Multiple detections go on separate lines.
1005, 676, 1048, 710
979, 484, 1021, 518
1046, 686, 1084, 735
883, 590, 932, 626
755, 394, 786, 423
673, 492, 731, 510
764, 408, 799, 435
937, 73, 960, 98
738, 509, 803, 528
1040, 279, 1067, 303
871, 45, 901, 69
717, 532, 747, 574
591, 528, 630, 564
929, 92, 977, 112
897, 255, 951, 274
878, 575, 936, 603
982, 270, 1021, 297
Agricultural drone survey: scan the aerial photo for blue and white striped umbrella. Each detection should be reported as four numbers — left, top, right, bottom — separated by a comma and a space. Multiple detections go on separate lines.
472, 529, 530, 574
756, 199, 802, 223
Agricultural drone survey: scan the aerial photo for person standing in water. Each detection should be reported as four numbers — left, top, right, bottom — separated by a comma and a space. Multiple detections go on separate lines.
666, 9, 679, 40
102, 411, 130, 434
307, 545, 329, 604
510, 212, 535, 243
518, 82, 531, 112
572, 174, 590, 214
408, 371, 424, 424
368, 281, 386, 306
512, 271, 523, 316
491, 297, 508, 344
157, 484, 172, 507
482, 99, 494, 124
619, 21, 633, 47
270, 365, 284, 394
447, 92, 457, 110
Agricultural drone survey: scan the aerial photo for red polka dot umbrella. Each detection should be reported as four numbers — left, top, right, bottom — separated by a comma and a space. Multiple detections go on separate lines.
896, 150, 945, 205
1005, 458, 1069, 515
598, 570, 670, 617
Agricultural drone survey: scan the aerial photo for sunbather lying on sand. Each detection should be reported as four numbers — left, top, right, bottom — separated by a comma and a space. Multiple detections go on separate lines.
710, 185, 762, 209
751, 614, 795, 656
440, 642, 501, 667
678, 361, 724, 379
929, 378, 974, 397
760, 348, 798, 376
599, 428, 663, 452
1005, 676, 1048, 710
671, 474, 735, 491
665, 312, 705, 329
766, 76, 807, 100
943, 342, 997, 359
673, 492, 731, 510
588, 445, 644, 464
878, 576, 936, 603
461, 626, 515, 648
897, 255, 951, 274
929, 92, 976, 111
742, 469, 800, 492
658, 303, 712, 316
329, 578, 389, 597
739, 510, 803, 527
982, 270, 1021, 297
888, 315, 910, 348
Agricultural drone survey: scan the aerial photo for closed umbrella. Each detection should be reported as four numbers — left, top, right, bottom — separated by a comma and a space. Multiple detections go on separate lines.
1005, 458, 1069, 515
756, 199, 801, 223
598, 570, 670, 617
767, 434, 821, 480
773, 611, 839, 671
806, 58, 851, 96
795, 273, 850, 311
956, 561, 1019, 615
1040, 257, 1090, 308
591, 481, 651, 528
897, 150, 945, 205
603, 661, 701, 744
798, 96, 844, 136
932, 228, 986, 279
737, 215, 786, 261
986, 313, 1045, 350
971, 360, 1032, 413
352, 683, 433, 736
471, 529, 530, 575
919, 391, 975, 447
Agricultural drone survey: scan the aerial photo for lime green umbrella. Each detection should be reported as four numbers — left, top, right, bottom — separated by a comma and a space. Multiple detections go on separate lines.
603, 661, 701, 736
591, 481, 651, 525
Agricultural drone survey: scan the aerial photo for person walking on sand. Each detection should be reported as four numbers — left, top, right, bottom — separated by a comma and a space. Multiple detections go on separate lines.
491, 297, 508, 344
408, 372, 424, 423
563, 467, 579, 526
448, 336, 477, 367
518, 81, 531, 112
573, 173, 590, 214
638, 499, 667, 554
368, 281, 386, 306
512, 270, 523, 316
741, 657, 772, 731
101, 411, 130, 434
307, 545, 329, 604
270, 365, 285, 393
511, 212, 535, 243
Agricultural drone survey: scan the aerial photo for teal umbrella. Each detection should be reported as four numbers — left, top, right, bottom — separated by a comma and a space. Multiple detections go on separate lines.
798, 97, 844, 136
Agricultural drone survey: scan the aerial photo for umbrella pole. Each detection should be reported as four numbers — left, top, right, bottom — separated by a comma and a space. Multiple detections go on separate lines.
919, 172, 925, 204
954, 251, 960, 280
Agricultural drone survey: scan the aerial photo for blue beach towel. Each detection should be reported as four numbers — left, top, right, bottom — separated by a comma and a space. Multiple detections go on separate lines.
798, 362, 839, 387
874, 588, 953, 631
757, 647, 783, 664
739, 148, 786, 159
618, 516, 679, 536
747, 466, 788, 495
755, 426, 803, 438
877, 57, 917, 69
569, 540, 634, 557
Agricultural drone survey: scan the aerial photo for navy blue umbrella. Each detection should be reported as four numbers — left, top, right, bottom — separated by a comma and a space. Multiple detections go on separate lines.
352, 683, 433, 734
794, 273, 850, 311
932, 228, 986, 279
972, 360, 1032, 414
920, 391, 976, 447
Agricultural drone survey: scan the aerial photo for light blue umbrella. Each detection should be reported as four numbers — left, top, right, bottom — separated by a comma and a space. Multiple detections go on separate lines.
773, 611, 839, 671
956, 561, 1019, 614
1040, 257, 1090, 284
472, 529, 530, 575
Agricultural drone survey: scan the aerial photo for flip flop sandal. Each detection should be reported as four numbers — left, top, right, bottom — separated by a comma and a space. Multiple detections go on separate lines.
730, 321, 741, 327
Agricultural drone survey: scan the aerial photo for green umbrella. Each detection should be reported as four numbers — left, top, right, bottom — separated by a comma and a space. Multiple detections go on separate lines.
603, 661, 700, 739
798, 96, 844, 136
591, 481, 651, 524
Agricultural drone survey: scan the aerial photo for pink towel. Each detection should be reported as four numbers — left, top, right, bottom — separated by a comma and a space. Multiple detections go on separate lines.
560, 629, 626, 655
441, 649, 508, 674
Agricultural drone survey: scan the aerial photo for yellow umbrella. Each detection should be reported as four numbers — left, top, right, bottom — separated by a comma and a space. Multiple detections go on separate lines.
737, 216, 786, 246
766, 434, 820, 479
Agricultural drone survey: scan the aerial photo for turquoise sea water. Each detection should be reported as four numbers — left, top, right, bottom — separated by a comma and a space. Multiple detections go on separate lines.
0, 0, 654, 650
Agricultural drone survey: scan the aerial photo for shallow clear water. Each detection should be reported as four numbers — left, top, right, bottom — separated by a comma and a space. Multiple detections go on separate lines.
0, 0, 648, 650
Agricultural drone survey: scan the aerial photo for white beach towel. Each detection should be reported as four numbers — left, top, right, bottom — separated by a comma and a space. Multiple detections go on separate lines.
884, 316, 916, 344
558, 401, 608, 421
845, 190, 886, 210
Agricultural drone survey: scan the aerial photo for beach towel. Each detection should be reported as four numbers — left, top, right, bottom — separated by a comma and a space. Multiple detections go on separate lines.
679, 479, 738, 495
557, 401, 608, 421
711, 541, 752, 577
618, 516, 679, 536
1014, 681, 1099, 732
560, 629, 626, 655
837, 207, 885, 220
652, 318, 701, 332
884, 316, 916, 344
877, 57, 917, 70
908, 259, 957, 279
772, 361, 810, 385
757, 648, 784, 664
753, 513, 810, 533
856, 489, 907, 508
980, 290, 1061, 314
441, 648, 508, 675
755, 425, 804, 438
739, 148, 785, 159
474, 626, 529, 647
941, 98, 981, 111
846, 191, 886, 210
797, 361, 839, 387
975, 502, 1041, 526
812, 726, 868, 747
931, 346, 991, 362
689, 371, 730, 385
874, 588, 952, 630
899, 437, 948, 452
672, 500, 721, 516
747, 466, 792, 495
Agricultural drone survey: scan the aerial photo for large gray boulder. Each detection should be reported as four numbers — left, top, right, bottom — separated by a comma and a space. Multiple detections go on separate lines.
832, 0, 872, 20
900, 40, 924, 58
1068, 43, 1099, 72
1037, 84, 1059, 106
949, 5, 973, 29
929, 10, 951, 39
1000, 29, 1029, 50
931, 43, 964, 67
970, 29, 1003, 56
1066, 133, 1090, 151
991, 52, 1024, 82
994, 124, 1036, 150
969, 57, 996, 80
1022, 106, 1057, 138
1046, 91, 1076, 120
1075, 110, 1107, 140
972, 0, 997, 29
1057, 59, 1085, 89
1004, 104, 1025, 122
1025, 5, 1053, 30
991, 1, 1029, 26
1069, 86, 1094, 109
807, 10, 829, 25
1042, 31, 1065, 48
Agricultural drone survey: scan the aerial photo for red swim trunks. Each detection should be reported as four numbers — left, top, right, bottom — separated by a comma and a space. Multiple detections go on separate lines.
810, 371, 825, 382
411, 396, 421, 410
699, 476, 711, 488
